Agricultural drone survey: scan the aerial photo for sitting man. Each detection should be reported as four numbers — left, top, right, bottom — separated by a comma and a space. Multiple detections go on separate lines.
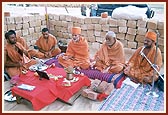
124, 31, 163, 84
58, 27, 90, 69
6, 30, 29, 50
4, 30, 37, 78
29, 28, 61, 59
91, 31, 125, 74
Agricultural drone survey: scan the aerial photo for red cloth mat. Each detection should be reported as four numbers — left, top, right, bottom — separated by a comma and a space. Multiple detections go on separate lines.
12, 67, 91, 110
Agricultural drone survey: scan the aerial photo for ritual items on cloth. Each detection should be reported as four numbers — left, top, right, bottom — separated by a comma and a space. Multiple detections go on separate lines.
81, 79, 114, 101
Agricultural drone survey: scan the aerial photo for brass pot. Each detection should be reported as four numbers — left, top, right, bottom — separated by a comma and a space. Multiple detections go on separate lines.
66, 73, 74, 80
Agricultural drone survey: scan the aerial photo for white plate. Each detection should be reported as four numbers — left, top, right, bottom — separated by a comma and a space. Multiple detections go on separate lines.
29, 64, 48, 71
4, 90, 16, 102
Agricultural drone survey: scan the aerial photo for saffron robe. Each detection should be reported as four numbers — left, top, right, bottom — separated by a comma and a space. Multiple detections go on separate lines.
16, 36, 29, 50
126, 46, 162, 83
29, 34, 61, 58
94, 40, 125, 74
4, 42, 37, 77
58, 37, 90, 69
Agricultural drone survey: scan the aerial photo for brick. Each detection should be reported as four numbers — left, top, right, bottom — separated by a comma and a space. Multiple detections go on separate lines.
22, 16, 30, 23
40, 25, 47, 30
127, 20, 137, 28
40, 15, 46, 21
94, 31, 101, 37
29, 28, 35, 35
15, 17, 23, 24
157, 21, 164, 29
116, 33, 125, 40
108, 18, 117, 27
48, 14, 54, 20
7, 24, 16, 30
100, 31, 106, 38
137, 27, 147, 35
84, 18, 92, 24
57, 32, 63, 38
62, 21, 68, 28
60, 15, 66, 21
15, 30, 22, 37
29, 21, 36, 27
15, 24, 23, 30
55, 21, 62, 27
87, 30, 94, 37
99, 18, 108, 25
135, 35, 145, 43
147, 19, 158, 29
95, 24, 101, 31
118, 39, 127, 47
22, 29, 29, 36
119, 26, 127, 33
62, 33, 69, 39
35, 20, 41, 27
117, 19, 127, 27
137, 42, 144, 48
6, 17, 15, 24
81, 30, 87, 36
55, 27, 62, 32
137, 19, 147, 28
61, 27, 68, 33
101, 25, 109, 31
158, 29, 164, 38
88, 36, 96, 42
128, 41, 137, 49
77, 18, 84, 24
65, 15, 72, 22
109, 27, 118, 33
127, 28, 137, 35
87, 24, 95, 30
53, 14, 60, 21
4, 25, 7, 31
71, 16, 78, 23
158, 37, 164, 46
41, 20, 47, 25
96, 36, 104, 43
125, 34, 135, 42
81, 24, 87, 30
73, 23, 81, 27
91, 17, 100, 24
34, 27, 41, 33
23, 23, 29, 29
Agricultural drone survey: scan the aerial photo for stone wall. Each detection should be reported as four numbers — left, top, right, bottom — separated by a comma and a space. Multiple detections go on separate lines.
48, 14, 164, 58
4, 14, 164, 60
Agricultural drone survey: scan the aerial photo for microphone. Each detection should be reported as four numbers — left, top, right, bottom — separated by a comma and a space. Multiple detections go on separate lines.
155, 30, 160, 36
140, 46, 146, 56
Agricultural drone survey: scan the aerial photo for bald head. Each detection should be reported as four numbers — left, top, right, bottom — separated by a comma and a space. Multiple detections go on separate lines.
105, 31, 116, 47
106, 31, 116, 38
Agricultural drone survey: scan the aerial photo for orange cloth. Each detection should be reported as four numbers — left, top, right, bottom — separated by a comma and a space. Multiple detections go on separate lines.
58, 37, 90, 69
71, 27, 81, 35
126, 46, 162, 83
4, 42, 37, 77
94, 40, 125, 73
16, 35, 29, 50
29, 34, 61, 58
145, 31, 157, 42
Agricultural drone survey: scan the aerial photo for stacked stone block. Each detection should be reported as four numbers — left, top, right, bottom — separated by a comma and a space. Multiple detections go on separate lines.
4, 14, 164, 61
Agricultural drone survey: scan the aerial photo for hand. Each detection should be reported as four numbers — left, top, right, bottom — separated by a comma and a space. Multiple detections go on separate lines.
123, 66, 130, 75
62, 55, 69, 60
102, 66, 110, 73
90, 61, 96, 69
